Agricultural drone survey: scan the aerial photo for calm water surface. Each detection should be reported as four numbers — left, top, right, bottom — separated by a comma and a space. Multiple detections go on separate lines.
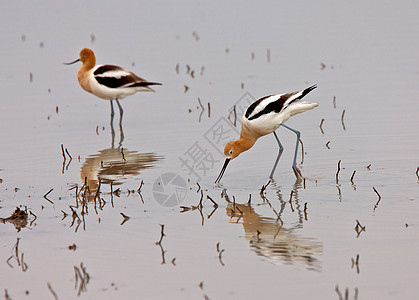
1, 1, 418, 299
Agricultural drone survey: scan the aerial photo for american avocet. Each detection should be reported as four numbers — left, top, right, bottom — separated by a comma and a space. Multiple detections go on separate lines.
64, 48, 161, 118
215, 85, 318, 183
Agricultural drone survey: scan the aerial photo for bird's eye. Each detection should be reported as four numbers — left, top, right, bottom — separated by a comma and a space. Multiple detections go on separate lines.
229, 150, 233, 155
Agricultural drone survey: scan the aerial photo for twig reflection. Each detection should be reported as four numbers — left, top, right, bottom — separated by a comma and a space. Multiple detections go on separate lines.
6, 238, 28, 272
74, 263, 90, 296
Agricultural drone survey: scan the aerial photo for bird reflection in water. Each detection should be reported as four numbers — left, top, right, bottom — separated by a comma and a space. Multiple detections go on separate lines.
80, 148, 162, 201
225, 183, 322, 271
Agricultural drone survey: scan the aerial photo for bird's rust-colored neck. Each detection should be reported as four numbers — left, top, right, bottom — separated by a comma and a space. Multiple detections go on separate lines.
235, 125, 258, 155
240, 122, 260, 146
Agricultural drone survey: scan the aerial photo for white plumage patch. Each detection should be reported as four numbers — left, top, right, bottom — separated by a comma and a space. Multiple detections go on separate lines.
95, 69, 131, 79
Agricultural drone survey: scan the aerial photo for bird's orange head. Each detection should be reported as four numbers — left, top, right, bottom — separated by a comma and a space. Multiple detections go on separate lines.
64, 48, 96, 69
78, 48, 96, 69
215, 139, 254, 183
223, 140, 243, 160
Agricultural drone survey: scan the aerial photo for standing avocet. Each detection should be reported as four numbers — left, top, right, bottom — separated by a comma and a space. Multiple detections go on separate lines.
64, 48, 161, 118
215, 85, 318, 183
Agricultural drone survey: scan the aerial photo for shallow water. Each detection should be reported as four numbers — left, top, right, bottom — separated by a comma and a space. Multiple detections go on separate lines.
1, 1, 418, 299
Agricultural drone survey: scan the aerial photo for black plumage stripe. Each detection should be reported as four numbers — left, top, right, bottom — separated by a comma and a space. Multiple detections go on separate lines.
247, 96, 287, 121
245, 95, 271, 119
95, 75, 133, 89
247, 85, 317, 121
94, 65, 162, 89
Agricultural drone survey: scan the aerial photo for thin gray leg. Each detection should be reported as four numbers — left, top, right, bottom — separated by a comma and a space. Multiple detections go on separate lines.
110, 101, 115, 148
115, 98, 124, 147
110, 100, 115, 118
269, 131, 284, 179
281, 123, 303, 179
116, 98, 124, 118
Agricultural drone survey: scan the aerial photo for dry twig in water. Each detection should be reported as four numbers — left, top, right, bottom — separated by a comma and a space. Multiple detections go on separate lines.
137, 180, 144, 203
319, 119, 325, 134
341, 109, 346, 130
120, 213, 130, 225
216, 242, 225, 266
47, 282, 59, 300
156, 224, 165, 245
228, 105, 237, 127
207, 102, 211, 118
350, 170, 356, 183
198, 98, 205, 122
336, 160, 341, 184
207, 195, 218, 207
373, 187, 382, 211
354, 219, 366, 238
44, 188, 54, 204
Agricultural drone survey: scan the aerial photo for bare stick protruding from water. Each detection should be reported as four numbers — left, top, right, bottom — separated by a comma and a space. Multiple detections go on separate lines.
198, 98, 205, 122
355, 219, 366, 238
341, 109, 346, 130
416, 167, 419, 180
120, 213, 130, 225
228, 105, 237, 127
333, 96, 336, 108
44, 188, 54, 204
65, 148, 72, 160
373, 187, 382, 211
207, 102, 211, 118
207, 195, 218, 207
137, 180, 144, 204
319, 119, 325, 134
156, 224, 165, 245
326, 141, 331, 149
336, 160, 341, 184
47, 282, 59, 300
216, 242, 225, 266
350, 170, 356, 183
61, 144, 66, 160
